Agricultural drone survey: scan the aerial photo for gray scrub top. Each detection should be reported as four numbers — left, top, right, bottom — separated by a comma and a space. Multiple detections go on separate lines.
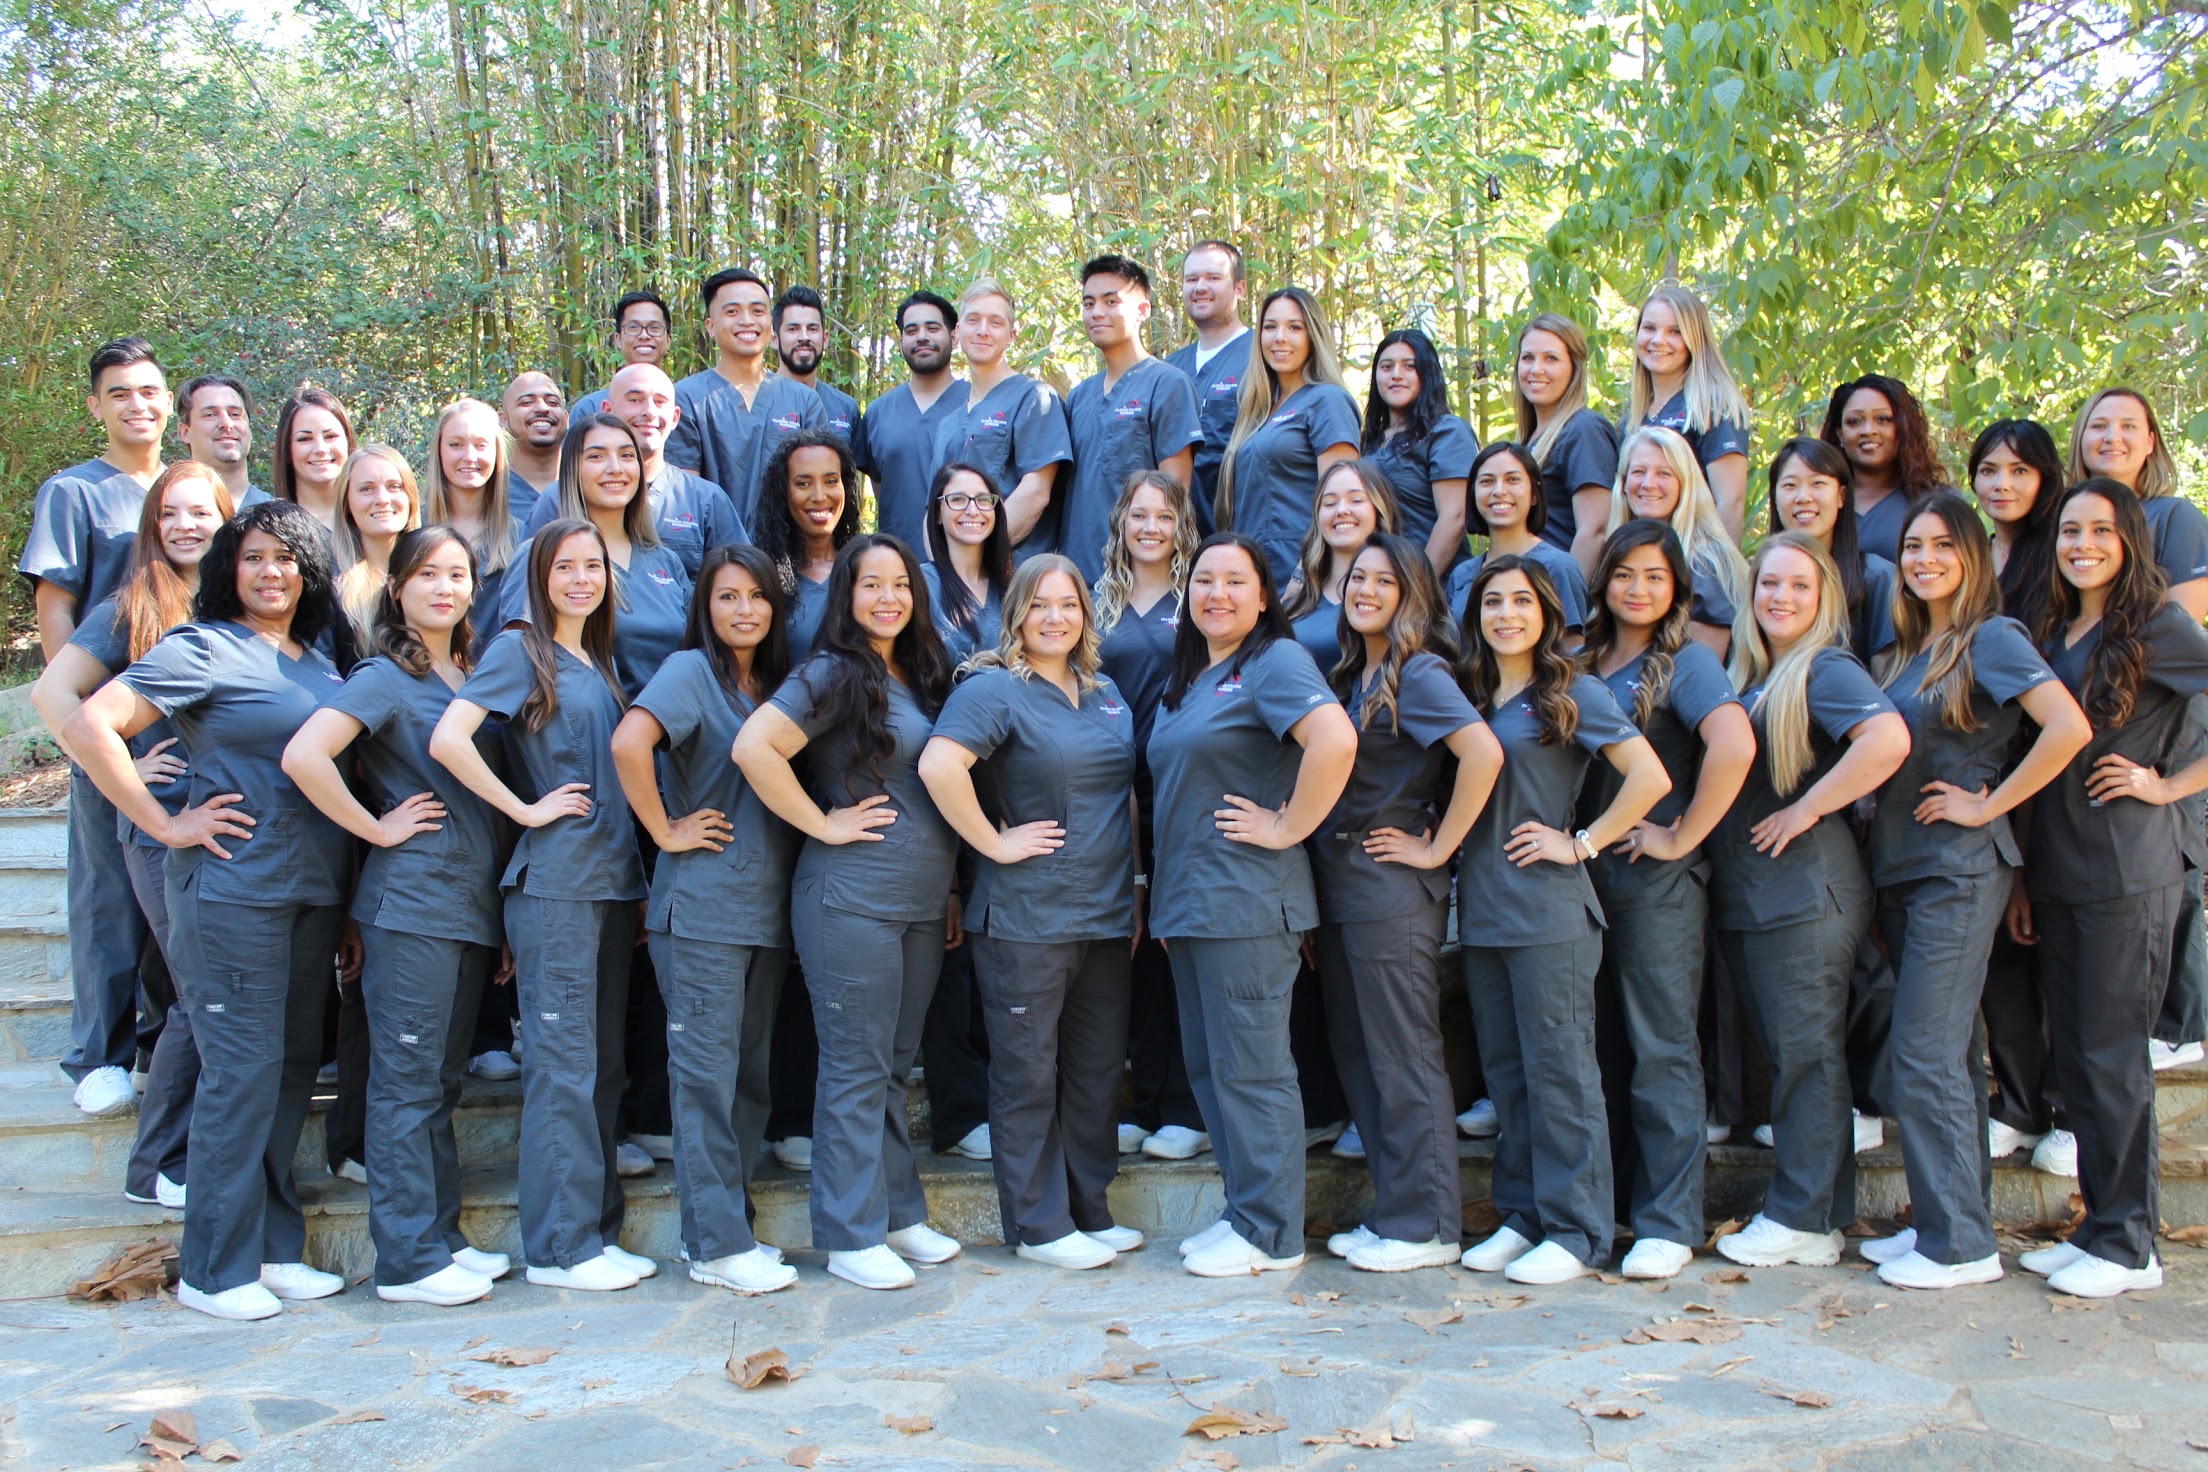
459, 629, 644, 902
1289, 597, 1345, 677
1447, 541, 1590, 633
500, 536, 693, 697
1311, 651, 1482, 922
1228, 383, 1365, 586
931, 667, 1138, 942
931, 375, 1073, 554
920, 562, 1004, 667
1685, 541, 1739, 634
505, 473, 547, 523
1855, 493, 1912, 567
2026, 602, 2208, 905
1634, 392, 1750, 483
1536, 410, 1621, 554
1060, 358, 1203, 584
2145, 495, 2208, 588
1866, 617, 2053, 887
18, 458, 145, 613
70, 596, 186, 851
521, 465, 744, 581
328, 655, 505, 946
852, 380, 969, 552
1367, 414, 1480, 560
1144, 636, 1336, 940
120, 620, 352, 908
1708, 646, 1890, 932
1457, 673, 1640, 947
666, 371, 823, 524
784, 571, 832, 663
770, 658, 956, 922
1852, 552, 1899, 662
634, 647, 796, 948
1164, 331, 1252, 527
1096, 592, 1182, 758
570, 386, 608, 421
1580, 642, 1738, 910
811, 381, 861, 442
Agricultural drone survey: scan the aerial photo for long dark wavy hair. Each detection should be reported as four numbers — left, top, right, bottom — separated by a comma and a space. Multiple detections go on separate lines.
684, 543, 790, 704
270, 385, 356, 506
1579, 520, 1695, 728
922, 460, 1014, 639
1819, 373, 1948, 496
753, 427, 861, 588
1359, 328, 1450, 455
1465, 441, 1549, 539
372, 525, 479, 676
2039, 478, 2166, 731
805, 533, 953, 794
1162, 533, 1294, 710
515, 517, 625, 732
1969, 418, 2064, 633
194, 498, 344, 654
1765, 436, 1872, 612
1330, 532, 1454, 735
116, 462, 236, 664
1460, 552, 1581, 745
1884, 490, 2002, 734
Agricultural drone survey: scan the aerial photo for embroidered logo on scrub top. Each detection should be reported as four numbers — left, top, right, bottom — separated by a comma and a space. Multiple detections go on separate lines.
1115, 400, 1146, 419
771, 413, 802, 432
1214, 674, 1243, 696
981, 411, 1010, 431
1212, 377, 1240, 395
1101, 700, 1126, 718
667, 513, 699, 530
649, 568, 678, 585
830, 416, 852, 432
1268, 408, 1301, 426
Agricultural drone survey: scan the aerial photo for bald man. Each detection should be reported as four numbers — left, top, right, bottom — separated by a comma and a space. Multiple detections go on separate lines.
501, 371, 569, 515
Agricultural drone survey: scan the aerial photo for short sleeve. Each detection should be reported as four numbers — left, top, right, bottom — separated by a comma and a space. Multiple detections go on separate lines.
634, 651, 708, 750
326, 658, 408, 739
1546, 551, 1591, 631
2145, 603, 2208, 700
1389, 652, 1482, 747
1151, 371, 1203, 458
1971, 617, 2057, 706
1690, 548, 1737, 630
18, 475, 91, 597
1698, 415, 1751, 466
664, 387, 704, 473
1666, 643, 1740, 731
457, 629, 537, 721
1555, 412, 1620, 495
1249, 639, 1338, 739
767, 659, 839, 741
1857, 557, 1899, 657
930, 670, 1019, 760
2154, 497, 2208, 585
1307, 385, 1363, 452
499, 540, 536, 628
1427, 416, 1479, 481
66, 596, 128, 671
850, 405, 876, 477
699, 479, 747, 549
119, 624, 220, 718
1805, 647, 1895, 740
1011, 384, 1074, 477
1569, 673, 1640, 755
1445, 559, 1477, 622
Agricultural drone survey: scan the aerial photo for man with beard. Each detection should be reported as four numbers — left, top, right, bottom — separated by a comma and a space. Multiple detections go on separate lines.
851, 290, 967, 550
571, 289, 673, 422
500, 370, 569, 513
175, 375, 268, 507
667, 267, 824, 522
773, 285, 861, 441
1163, 240, 1253, 529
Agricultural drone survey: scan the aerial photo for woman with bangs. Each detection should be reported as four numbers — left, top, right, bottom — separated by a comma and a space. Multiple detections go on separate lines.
1854, 493, 2086, 1291
1708, 534, 1909, 1270
1310, 533, 1501, 1275
921, 554, 1145, 1272
1970, 419, 2065, 636
423, 397, 525, 652
1606, 425, 1750, 658
921, 460, 1016, 665
1283, 458, 1405, 672
431, 519, 649, 1294
1360, 328, 1478, 575
1455, 556, 1669, 1286
272, 385, 356, 533
1818, 374, 1953, 565
1576, 521, 1754, 1279
1765, 437, 1900, 664
2010, 480, 2208, 1299
1447, 442, 1592, 639
1213, 287, 1363, 586
1623, 286, 1752, 539
1510, 312, 1622, 577
333, 446, 425, 647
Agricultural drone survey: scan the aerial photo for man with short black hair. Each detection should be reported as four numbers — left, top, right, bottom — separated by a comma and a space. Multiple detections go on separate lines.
1163, 240, 1253, 528
666, 268, 825, 522
500, 370, 569, 509
851, 291, 969, 550
773, 285, 861, 441
174, 374, 267, 507
571, 289, 673, 421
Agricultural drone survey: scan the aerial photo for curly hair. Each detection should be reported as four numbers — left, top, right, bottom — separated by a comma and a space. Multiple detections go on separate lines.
1461, 553, 1580, 745
1329, 532, 1452, 736
967, 554, 1105, 690
1579, 520, 1695, 729
753, 427, 860, 588
1819, 374, 1948, 497
1093, 469, 1199, 632
193, 498, 344, 653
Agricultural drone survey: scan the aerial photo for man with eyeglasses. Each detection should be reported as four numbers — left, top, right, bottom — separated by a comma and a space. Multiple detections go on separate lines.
772, 285, 861, 442
667, 267, 826, 523
571, 290, 673, 422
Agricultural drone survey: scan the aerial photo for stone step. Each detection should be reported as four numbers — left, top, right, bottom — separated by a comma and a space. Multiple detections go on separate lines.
0, 993, 73, 1066
0, 913, 69, 1005
0, 806, 69, 868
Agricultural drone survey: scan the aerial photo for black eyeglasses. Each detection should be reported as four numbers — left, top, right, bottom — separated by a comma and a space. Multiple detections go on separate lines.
942, 491, 1001, 512
619, 322, 668, 339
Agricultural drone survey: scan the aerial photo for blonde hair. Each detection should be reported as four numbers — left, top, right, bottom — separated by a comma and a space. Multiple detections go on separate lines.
1512, 312, 1596, 466
422, 397, 519, 576
1093, 469, 1199, 631
1608, 425, 1748, 614
1728, 532, 1854, 795
966, 554, 1104, 690
334, 445, 424, 647
2067, 388, 2177, 501
1215, 286, 1349, 531
959, 276, 1017, 320
1625, 285, 1751, 436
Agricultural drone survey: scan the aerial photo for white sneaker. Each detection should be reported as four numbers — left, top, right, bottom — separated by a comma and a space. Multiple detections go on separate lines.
1751, 1123, 1775, 1148
2032, 1129, 2079, 1178
827, 1245, 916, 1289
1346, 1236, 1459, 1273
2048, 1253, 2163, 1299
602, 1243, 658, 1279
1858, 1228, 1917, 1265
452, 1246, 510, 1279
1878, 1251, 2004, 1290
316, 1061, 339, 1085
772, 1136, 813, 1171
260, 1262, 344, 1300
1327, 1224, 1379, 1259
377, 1263, 493, 1306
947, 1125, 992, 1161
466, 1050, 520, 1082
1331, 1124, 1366, 1159
2151, 1039, 2205, 1071
1178, 1221, 1233, 1258
1089, 1225, 1145, 1253
630, 1133, 674, 1162
1184, 1226, 1305, 1278
1506, 1240, 1588, 1285
131, 1068, 148, 1096
333, 1159, 367, 1185
1853, 1111, 1885, 1153
1117, 1123, 1151, 1154
1706, 1123, 1733, 1145
1017, 1232, 1116, 1270
1142, 1125, 1210, 1160
178, 1280, 282, 1321
1460, 1226, 1534, 1272
1303, 1119, 1348, 1151
156, 1173, 187, 1209
614, 1140, 655, 1177
72, 1066, 136, 1118
755, 1241, 786, 1264
690, 1247, 798, 1294
1620, 1238, 1694, 1280
1987, 1120, 2043, 1158
886, 1223, 961, 1264
1716, 1214, 1843, 1268
1456, 1099, 1499, 1137
2019, 1241, 2088, 1278
524, 1253, 638, 1291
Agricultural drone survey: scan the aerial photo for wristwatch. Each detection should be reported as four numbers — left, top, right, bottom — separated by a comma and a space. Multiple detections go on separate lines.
1572, 829, 1598, 863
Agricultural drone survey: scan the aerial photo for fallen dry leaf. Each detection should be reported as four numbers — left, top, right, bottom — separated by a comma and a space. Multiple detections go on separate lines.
201, 1440, 244, 1464
1197, 1452, 1239, 1470
1625, 1317, 1742, 1346
1346, 1413, 1400, 1446
2050, 1297, 2103, 1314
140, 1408, 199, 1461
1703, 1267, 1749, 1284
1185, 1407, 1289, 1440
786, 1445, 821, 1468
471, 1346, 557, 1368
1595, 1272, 1626, 1286
1711, 1356, 1752, 1378
1766, 1387, 1834, 1409
1403, 1306, 1463, 1334
70, 1239, 177, 1303
453, 1384, 515, 1405
1571, 1402, 1645, 1420
350, 1330, 381, 1348
1279, 1362, 1320, 1377
1705, 1218, 1743, 1248
1105, 1320, 1130, 1335
330, 1409, 386, 1425
730, 1348, 794, 1389
884, 1413, 933, 1435
104, 1422, 127, 1434
1314, 1290, 1345, 1302
1303, 1434, 1347, 1446
2168, 1224, 2208, 1247
463, 1333, 491, 1350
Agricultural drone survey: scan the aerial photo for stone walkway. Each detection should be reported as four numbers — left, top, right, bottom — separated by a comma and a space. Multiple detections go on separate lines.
8, 1233, 2208, 1470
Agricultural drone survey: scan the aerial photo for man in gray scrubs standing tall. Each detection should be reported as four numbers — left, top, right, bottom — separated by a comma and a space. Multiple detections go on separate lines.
851, 291, 968, 551
773, 285, 862, 442
667, 267, 825, 522
1164, 240, 1254, 531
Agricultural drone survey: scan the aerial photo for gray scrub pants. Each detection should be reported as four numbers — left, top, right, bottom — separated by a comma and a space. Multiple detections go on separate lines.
164, 872, 341, 1294
1879, 871, 2006, 1265
1169, 931, 1306, 1260
63, 767, 151, 1078
792, 887, 942, 1251
359, 924, 491, 1286
2154, 796, 2206, 1046
2039, 884, 2177, 1270
1601, 894, 1709, 1247
646, 930, 785, 1261
507, 893, 633, 1269
123, 841, 194, 1197
1462, 932, 1612, 1266
969, 934, 1131, 1246
1317, 905, 1460, 1245
1719, 893, 1866, 1236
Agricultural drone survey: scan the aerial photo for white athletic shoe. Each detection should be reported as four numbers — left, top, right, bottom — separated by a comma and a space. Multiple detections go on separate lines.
1987, 1120, 2043, 1158
377, 1263, 493, 1306
260, 1262, 344, 1300
1117, 1123, 1152, 1155
1089, 1225, 1145, 1253
2018, 1241, 2088, 1278
1705, 1123, 1733, 1145
1178, 1220, 1233, 1258
178, 1281, 282, 1322
1142, 1125, 1210, 1160
1460, 1226, 1534, 1272
602, 1243, 658, 1280
1456, 1099, 1499, 1137
1183, 1227, 1305, 1278
1331, 1124, 1366, 1159
1619, 1238, 1694, 1280
332, 1159, 367, 1185
451, 1246, 511, 1279
2048, 1253, 2162, 1299
2151, 1039, 2205, 1071
1303, 1119, 1348, 1151
1853, 1111, 1885, 1153
525, 1253, 638, 1291
630, 1133, 674, 1162
1327, 1224, 1379, 1259
1858, 1228, 1917, 1265
1877, 1251, 2004, 1290
827, 1245, 915, 1290
466, 1050, 520, 1082
1016, 1232, 1117, 1270
614, 1140, 655, 1177
772, 1136, 813, 1171
690, 1247, 798, 1294
1345, 1236, 1459, 1273
2032, 1128, 2079, 1178
946, 1125, 992, 1161
1505, 1240, 1588, 1285
1715, 1214, 1843, 1268
1751, 1123, 1775, 1148
156, 1173, 187, 1209
885, 1223, 961, 1264
72, 1066, 136, 1118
